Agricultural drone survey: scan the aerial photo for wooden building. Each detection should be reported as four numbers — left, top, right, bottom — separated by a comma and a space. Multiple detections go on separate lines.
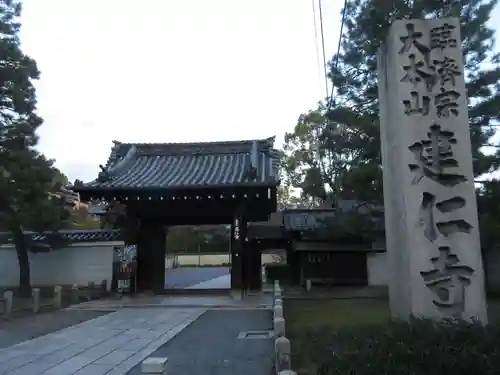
245, 204, 386, 287
281, 208, 385, 286
74, 138, 281, 293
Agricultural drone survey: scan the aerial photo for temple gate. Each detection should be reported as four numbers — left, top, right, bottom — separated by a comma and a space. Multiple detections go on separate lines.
74, 138, 281, 294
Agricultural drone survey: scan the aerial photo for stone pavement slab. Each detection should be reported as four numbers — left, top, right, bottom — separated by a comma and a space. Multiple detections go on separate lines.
184, 274, 230, 289
165, 267, 230, 289
66, 294, 272, 311
0, 310, 109, 350
126, 309, 274, 375
0, 308, 206, 375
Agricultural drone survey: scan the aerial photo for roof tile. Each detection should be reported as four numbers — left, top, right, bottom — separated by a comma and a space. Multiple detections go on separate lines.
0, 229, 122, 244
81, 138, 280, 190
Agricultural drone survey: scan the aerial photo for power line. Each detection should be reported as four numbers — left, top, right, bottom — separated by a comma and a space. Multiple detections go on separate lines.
317, 0, 329, 101
311, 0, 324, 94
328, 0, 348, 110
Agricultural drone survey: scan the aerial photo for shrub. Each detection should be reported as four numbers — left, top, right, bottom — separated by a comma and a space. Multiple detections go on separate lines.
309, 318, 500, 375
265, 264, 290, 283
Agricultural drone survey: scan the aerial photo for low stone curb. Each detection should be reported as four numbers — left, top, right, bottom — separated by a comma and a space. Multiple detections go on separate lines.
272, 280, 297, 375
1, 279, 110, 319
65, 305, 273, 312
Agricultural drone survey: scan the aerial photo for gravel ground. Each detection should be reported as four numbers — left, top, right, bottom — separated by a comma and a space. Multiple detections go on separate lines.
0, 310, 110, 349
127, 309, 274, 375
165, 267, 230, 288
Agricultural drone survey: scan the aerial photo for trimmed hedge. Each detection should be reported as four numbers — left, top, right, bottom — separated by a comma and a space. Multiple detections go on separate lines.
265, 264, 290, 283
306, 318, 500, 375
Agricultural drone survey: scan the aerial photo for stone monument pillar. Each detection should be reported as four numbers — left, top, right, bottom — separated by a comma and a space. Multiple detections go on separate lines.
377, 18, 488, 323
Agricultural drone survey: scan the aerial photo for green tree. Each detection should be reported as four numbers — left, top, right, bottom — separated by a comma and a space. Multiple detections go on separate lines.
0, 0, 70, 296
477, 179, 500, 292
100, 202, 139, 244
284, 0, 500, 214
167, 226, 230, 254
328, 0, 500, 180
283, 108, 382, 206
70, 205, 101, 229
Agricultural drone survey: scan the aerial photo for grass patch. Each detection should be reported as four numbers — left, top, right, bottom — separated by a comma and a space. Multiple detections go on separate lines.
285, 299, 389, 374
285, 298, 500, 375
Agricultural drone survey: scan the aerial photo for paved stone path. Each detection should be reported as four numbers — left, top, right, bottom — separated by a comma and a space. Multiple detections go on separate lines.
126, 309, 274, 375
185, 274, 230, 289
0, 311, 109, 350
0, 308, 206, 375
165, 267, 230, 289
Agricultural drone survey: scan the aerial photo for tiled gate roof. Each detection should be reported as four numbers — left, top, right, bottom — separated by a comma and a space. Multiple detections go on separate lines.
77, 137, 281, 190
0, 229, 122, 244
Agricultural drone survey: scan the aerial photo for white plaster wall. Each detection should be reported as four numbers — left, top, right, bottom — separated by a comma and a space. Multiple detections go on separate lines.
165, 253, 279, 267
0, 242, 119, 287
367, 252, 389, 286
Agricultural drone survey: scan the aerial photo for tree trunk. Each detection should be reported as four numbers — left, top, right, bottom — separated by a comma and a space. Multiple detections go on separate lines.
12, 225, 31, 297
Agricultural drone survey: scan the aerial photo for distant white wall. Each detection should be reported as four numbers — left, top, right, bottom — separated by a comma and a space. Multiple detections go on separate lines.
0, 242, 119, 287
367, 252, 388, 286
165, 253, 280, 268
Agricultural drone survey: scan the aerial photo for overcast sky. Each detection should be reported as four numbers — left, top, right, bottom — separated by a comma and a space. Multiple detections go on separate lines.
19, 1, 500, 184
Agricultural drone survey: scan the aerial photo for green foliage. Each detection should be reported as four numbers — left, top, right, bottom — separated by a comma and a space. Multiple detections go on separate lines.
317, 204, 384, 241
167, 226, 230, 254
0, 0, 69, 234
100, 202, 139, 244
0, 0, 71, 294
477, 180, 500, 248
330, 0, 500, 173
283, 0, 500, 207
71, 216, 101, 230
313, 319, 500, 375
265, 264, 290, 283
283, 108, 383, 206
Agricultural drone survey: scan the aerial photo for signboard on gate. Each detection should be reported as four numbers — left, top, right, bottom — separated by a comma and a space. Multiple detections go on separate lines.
113, 245, 137, 284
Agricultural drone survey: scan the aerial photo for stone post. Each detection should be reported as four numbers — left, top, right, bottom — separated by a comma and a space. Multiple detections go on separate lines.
274, 285, 282, 299
274, 316, 285, 337
377, 17, 487, 323
279, 372, 297, 375
32, 288, 40, 313
3, 290, 13, 318
142, 357, 168, 374
274, 305, 283, 319
54, 286, 62, 309
275, 336, 291, 373
71, 284, 79, 304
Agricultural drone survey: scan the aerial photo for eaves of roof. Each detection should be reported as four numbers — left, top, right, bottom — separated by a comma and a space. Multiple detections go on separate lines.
75, 138, 281, 191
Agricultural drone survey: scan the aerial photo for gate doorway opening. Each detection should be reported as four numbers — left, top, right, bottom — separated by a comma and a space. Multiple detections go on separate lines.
75, 137, 280, 296
164, 225, 231, 291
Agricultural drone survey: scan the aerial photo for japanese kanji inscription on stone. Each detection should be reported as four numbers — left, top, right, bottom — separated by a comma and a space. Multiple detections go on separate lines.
378, 18, 487, 324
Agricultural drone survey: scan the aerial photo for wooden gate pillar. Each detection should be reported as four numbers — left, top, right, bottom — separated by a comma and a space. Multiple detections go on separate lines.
286, 241, 301, 285
136, 222, 168, 293
230, 215, 247, 295
248, 243, 262, 291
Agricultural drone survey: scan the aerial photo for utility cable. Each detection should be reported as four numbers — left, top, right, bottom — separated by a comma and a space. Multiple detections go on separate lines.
311, 0, 324, 95
317, 0, 330, 101
328, 0, 348, 110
